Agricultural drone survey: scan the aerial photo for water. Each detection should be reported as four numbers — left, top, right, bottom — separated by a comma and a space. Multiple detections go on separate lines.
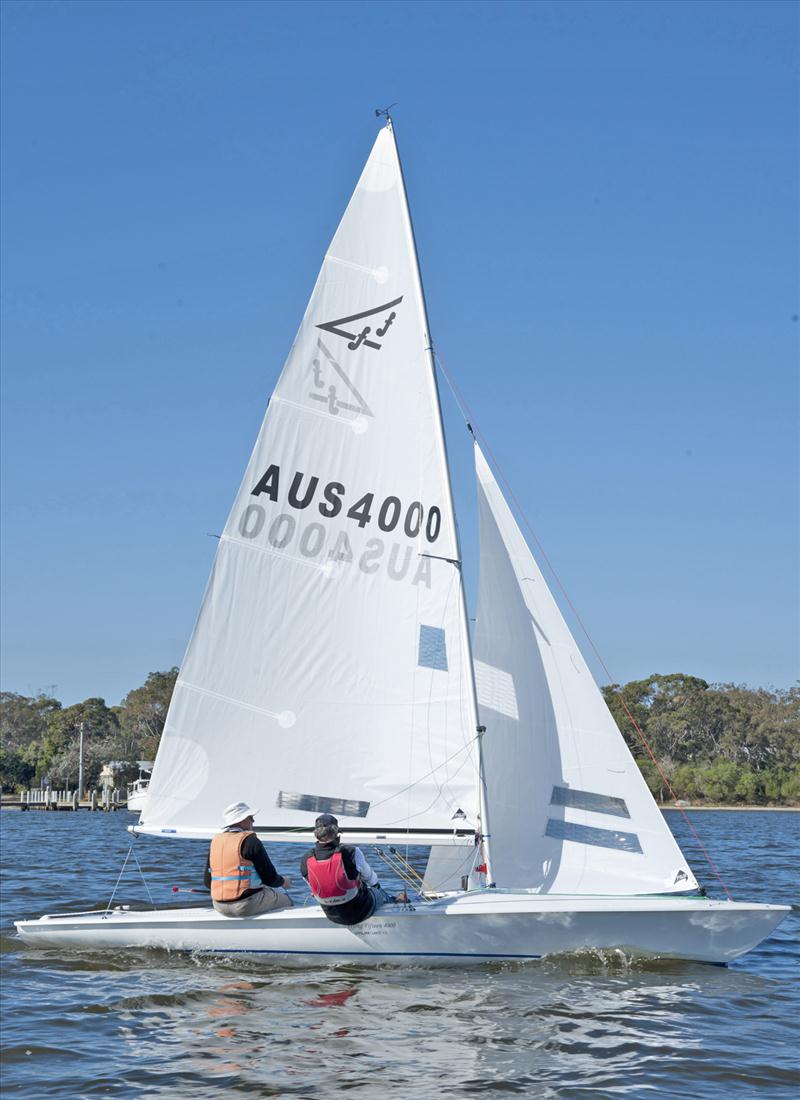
1, 811, 797, 1098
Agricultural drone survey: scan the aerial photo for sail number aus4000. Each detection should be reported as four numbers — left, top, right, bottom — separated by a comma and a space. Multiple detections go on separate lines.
243, 464, 442, 542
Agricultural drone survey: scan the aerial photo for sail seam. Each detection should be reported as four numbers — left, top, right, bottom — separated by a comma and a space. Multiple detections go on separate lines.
219, 532, 331, 573
325, 253, 388, 281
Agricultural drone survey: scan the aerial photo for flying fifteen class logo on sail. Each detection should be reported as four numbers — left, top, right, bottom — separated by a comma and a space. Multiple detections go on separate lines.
309, 297, 404, 417
316, 297, 403, 352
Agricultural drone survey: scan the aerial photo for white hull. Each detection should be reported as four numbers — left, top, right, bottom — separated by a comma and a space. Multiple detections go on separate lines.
15, 892, 790, 966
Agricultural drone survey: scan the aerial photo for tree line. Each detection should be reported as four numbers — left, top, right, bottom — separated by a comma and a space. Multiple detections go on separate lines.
0, 669, 178, 793
1, 669, 797, 804
602, 674, 799, 805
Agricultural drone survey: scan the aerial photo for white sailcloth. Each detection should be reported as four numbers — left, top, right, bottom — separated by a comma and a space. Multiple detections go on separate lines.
140, 125, 480, 840
473, 444, 697, 895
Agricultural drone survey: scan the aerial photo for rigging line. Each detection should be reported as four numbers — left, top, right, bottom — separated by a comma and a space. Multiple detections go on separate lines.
253, 738, 484, 840
387, 843, 478, 899
386, 730, 483, 830
369, 804, 478, 833
365, 759, 481, 829
375, 847, 422, 886
373, 846, 415, 879
376, 777, 473, 831
387, 847, 427, 887
383, 842, 478, 898
104, 845, 134, 916
425, 844, 480, 895
368, 733, 480, 814
129, 840, 156, 910
374, 847, 429, 897
433, 346, 734, 902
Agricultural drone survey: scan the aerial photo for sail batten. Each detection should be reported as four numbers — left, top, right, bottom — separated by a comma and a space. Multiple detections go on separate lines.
473, 444, 697, 896
141, 125, 481, 838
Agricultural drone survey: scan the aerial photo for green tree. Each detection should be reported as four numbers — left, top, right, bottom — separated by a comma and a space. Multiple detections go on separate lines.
0, 746, 35, 791
696, 761, 741, 803
761, 768, 786, 802
0, 692, 62, 752
116, 668, 178, 760
41, 698, 120, 788
602, 673, 711, 761
780, 766, 800, 802
733, 768, 761, 804
671, 763, 702, 802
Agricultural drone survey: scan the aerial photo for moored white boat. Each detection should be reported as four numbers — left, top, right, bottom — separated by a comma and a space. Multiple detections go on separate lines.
125, 779, 149, 814
124, 762, 153, 814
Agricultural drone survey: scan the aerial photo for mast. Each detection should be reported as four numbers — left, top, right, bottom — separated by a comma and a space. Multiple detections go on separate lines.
387, 118, 494, 884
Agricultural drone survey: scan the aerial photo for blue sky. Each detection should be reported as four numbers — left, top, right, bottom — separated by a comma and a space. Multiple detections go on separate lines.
1, 0, 797, 706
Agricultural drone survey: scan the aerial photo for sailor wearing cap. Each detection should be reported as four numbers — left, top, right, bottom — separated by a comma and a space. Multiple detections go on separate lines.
300, 814, 404, 926
204, 802, 293, 917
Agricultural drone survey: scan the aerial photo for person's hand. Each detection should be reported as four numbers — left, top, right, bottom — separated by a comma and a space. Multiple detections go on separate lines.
282, 876, 292, 888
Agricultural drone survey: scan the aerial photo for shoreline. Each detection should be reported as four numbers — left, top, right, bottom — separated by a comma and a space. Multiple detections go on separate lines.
660, 804, 799, 812
2, 801, 798, 814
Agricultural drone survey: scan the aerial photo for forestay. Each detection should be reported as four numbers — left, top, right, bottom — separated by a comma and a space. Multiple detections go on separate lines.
473, 445, 697, 895
139, 124, 481, 841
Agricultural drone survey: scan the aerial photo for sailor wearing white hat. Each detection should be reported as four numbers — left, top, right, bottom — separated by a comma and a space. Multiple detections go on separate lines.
204, 802, 293, 917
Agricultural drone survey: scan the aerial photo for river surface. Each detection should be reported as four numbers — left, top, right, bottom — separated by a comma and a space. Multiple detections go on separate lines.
1, 810, 797, 1099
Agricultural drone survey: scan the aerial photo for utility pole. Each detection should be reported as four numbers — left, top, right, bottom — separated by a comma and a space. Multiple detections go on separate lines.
78, 722, 85, 801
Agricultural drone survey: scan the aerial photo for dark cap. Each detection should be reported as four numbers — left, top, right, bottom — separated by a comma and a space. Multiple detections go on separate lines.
315, 813, 339, 828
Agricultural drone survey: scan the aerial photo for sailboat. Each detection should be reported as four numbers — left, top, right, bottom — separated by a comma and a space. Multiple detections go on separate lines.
16, 120, 789, 964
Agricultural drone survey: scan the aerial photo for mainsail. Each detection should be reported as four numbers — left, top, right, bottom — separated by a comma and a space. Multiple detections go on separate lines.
139, 125, 481, 841
473, 444, 697, 895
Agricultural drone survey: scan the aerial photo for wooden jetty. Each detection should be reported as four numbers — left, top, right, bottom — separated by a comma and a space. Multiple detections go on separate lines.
1, 789, 128, 812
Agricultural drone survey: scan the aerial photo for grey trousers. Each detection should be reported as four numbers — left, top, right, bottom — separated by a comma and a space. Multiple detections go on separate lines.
213, 887, 293, 918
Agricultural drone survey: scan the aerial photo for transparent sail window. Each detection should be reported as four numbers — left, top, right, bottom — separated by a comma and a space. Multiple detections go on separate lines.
474, 659, 519, 720
550, 786, 630, 819
545, 818, 643, 854
418, 625, 448, 671
276, 792, 371, 818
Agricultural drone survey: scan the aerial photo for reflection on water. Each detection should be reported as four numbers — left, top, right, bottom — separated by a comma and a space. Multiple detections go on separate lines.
1, 810, 798, 1099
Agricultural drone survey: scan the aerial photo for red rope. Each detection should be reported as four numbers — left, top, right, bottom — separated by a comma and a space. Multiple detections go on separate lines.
434, 351, 734, 901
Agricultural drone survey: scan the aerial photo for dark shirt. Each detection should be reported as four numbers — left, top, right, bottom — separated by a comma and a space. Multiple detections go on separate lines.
300, 840, 374, 926
300, 841, 360, 882
204, 830, 283, 900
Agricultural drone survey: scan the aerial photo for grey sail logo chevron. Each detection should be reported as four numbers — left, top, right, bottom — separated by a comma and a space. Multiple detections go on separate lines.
316, 296, 403, 352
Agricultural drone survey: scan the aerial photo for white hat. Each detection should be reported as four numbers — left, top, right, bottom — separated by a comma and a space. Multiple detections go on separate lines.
222, 801, 258, 827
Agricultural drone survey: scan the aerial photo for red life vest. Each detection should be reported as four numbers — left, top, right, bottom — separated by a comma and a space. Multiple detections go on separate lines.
306, 851, 360, 906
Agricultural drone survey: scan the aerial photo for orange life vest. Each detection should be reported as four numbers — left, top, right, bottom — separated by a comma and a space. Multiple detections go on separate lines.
209, 830, 263, 902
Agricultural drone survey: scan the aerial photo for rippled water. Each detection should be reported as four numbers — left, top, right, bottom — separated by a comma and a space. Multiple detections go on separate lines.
1, 810, 798, 1098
